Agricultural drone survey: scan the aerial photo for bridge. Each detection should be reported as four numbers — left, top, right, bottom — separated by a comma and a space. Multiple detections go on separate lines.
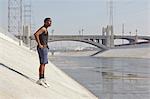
29, 35, 150, 50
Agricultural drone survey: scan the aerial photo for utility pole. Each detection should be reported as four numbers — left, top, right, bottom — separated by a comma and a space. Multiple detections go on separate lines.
129, 32, 131, 36
51, 29, 54, 40
51, 29, 54, 36
19, 0, 23, 45
81, 28, 84, 36
122, 24, 124, 44
135, 29, 138, 44
78, 30, 81, 35
135, 29, 138, 36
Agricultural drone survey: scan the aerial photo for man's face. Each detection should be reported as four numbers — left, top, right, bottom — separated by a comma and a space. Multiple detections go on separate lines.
45, 19, 52, 27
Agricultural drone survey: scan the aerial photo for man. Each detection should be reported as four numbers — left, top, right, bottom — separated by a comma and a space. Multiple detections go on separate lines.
34, 18, 52, 87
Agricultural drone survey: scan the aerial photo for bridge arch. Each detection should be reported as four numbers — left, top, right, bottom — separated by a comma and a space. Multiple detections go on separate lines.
114, 37, 136, 44
114, 39, 129, 45
48, 39, 108, 50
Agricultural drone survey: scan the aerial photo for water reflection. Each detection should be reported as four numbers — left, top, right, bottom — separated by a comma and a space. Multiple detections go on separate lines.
49, 56, 150, 99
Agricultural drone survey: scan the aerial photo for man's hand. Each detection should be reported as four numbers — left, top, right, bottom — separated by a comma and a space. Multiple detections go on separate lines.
39, 44, 44, 48
39, 44, 47, 48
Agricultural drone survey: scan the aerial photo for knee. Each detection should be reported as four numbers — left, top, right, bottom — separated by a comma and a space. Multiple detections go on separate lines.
40, 64, 45, 67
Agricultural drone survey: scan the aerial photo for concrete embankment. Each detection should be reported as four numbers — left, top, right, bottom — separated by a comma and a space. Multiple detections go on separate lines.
95, 46, 150, 59
0, 32, 98, 99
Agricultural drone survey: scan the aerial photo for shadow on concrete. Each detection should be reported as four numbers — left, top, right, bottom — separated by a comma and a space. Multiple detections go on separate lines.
90, 49, 108, 56
0, 63, 36, 83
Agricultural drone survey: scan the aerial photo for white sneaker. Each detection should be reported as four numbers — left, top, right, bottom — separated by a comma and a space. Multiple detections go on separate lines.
36, 79, 48, 88
42, 79, 50, 87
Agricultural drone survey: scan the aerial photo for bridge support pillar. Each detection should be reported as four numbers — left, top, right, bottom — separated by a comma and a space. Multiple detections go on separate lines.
22, 25, 30, 47
102, 25, 114, 48
129, 39, 136, 45
102, 39, 107, 45
96, 39, 100, 43
135, 35, 138, 44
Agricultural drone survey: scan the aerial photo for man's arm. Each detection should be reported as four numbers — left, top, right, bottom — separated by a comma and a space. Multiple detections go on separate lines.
34, 27, 46, 48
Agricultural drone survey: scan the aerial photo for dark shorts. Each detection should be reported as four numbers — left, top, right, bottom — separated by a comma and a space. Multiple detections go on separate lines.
37, 47, 48, 64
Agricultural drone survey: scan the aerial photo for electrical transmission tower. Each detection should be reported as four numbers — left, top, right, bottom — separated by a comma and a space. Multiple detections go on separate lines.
8, 0, 32, 46
23, 0, 32, 29
108, 0, 113, 26
109, 0, 114, 47
8, 0, 22, 35
102, 0, 114, 48
23, 0, 32, 46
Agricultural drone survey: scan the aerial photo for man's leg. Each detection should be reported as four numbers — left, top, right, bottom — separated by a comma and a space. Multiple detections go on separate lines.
38, 64, 49, 87
36, 63, 48, 87
39, 64, 45, 79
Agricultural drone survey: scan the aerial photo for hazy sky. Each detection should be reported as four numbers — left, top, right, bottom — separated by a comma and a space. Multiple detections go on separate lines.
0, 0, 149, 36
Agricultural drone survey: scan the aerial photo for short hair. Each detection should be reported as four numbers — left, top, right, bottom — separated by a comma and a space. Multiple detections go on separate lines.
44, 17, 51, 23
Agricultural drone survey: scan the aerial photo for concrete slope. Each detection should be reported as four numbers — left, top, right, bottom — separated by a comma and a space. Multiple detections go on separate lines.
0, 32, 98, 99
95, 47, 150, 59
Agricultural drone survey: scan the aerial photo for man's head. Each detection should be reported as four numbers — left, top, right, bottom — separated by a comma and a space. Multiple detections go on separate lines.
44, 17, 52, 27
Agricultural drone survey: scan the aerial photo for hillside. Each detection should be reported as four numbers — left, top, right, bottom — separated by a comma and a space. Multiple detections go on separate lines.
0, 32, 98, 99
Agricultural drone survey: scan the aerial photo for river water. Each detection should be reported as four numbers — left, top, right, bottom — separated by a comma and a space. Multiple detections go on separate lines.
49, 55, 150, 99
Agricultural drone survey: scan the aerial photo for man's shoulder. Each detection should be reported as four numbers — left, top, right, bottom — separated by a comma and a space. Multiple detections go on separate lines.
37, 27, 46, 33
40, 27, 47, 31
34, 26, 46, 35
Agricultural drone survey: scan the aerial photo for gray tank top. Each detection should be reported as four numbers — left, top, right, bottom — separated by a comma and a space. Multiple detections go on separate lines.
39, 31, 48, 46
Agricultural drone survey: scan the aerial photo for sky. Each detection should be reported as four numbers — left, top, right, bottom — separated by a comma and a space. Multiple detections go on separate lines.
0, 0, 150, 36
